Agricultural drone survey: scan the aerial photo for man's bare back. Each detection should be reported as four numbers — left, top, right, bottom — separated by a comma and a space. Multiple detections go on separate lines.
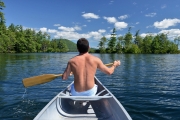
62, 52, 120, 92
69, 53, 100, 92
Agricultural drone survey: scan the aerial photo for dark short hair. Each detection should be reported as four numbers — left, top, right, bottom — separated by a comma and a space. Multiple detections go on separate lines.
77, 38, 89, 53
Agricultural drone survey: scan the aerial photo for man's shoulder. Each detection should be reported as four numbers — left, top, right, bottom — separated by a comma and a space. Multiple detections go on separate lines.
69, 55, 83, 63
69, 57, 76, 62
88, 54, 98, 59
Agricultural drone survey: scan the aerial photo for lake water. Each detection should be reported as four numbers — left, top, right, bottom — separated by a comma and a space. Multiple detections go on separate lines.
0, 53, 180, 120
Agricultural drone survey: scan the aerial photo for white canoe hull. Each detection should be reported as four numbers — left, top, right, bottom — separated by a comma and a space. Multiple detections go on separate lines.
34, 76, 132, 120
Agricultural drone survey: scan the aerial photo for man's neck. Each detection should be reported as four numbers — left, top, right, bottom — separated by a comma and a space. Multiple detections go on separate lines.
79, 52, 88, 55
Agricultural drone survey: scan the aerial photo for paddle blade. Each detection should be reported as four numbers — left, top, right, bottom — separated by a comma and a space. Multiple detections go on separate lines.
23, 74, 62, 88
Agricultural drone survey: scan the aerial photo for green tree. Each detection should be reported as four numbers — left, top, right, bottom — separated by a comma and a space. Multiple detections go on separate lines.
6, 29, 16, 52
158, 33, 169, 53
58, 40, 68, 52
98, 36, 107, 53
167, 41, 178, 53
124, 27, 133, 46
124, 27, 133, 53
40, 32, 50, 52
151, 35, 160, 54
24, 29, 36, 52
142, 35, 153, 53
134, 30, 140, 45
0, 0, 6, 53
107, 28, 117, 53
116, 36, 123, 53
14, 25, 27, 52
174, 36, 180, 49
0, 0, 5, 30
128, 44, 141, 54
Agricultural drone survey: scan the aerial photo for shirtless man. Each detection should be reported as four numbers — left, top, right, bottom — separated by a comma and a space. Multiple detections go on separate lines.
62, 38, 120, 96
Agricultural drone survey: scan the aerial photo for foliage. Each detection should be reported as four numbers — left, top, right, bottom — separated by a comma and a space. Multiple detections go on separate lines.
0, 22, 77, 53
142, 35, 153, 53
97, 28, 179, 54
89, 48, 97, 53
124, 31, 133, 48
98, 36, 107, 53
60, 39, 77, 52
107, 28, 117, 53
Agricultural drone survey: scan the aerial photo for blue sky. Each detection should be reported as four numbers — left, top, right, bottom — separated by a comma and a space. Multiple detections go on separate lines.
3, 0, 180, 48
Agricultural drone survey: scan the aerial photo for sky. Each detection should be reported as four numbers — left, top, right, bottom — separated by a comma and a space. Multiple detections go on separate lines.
3, 0, 180, 48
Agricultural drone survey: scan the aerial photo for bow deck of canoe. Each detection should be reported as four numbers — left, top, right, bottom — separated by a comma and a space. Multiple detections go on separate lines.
34, 76, 132, 120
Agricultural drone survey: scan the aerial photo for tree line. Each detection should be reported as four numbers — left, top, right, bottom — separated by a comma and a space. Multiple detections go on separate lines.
98, 28, 180, 54
0, 0, 69, 53
0, 23, 69, 53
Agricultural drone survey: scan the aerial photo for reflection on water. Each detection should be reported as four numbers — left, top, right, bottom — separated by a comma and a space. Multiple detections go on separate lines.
0, 53, 180, 120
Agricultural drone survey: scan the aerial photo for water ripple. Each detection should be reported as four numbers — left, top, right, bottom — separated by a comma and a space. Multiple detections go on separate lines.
0, 53, 180, 119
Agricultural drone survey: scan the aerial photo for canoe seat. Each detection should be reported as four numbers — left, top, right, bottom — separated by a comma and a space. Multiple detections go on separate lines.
58, 89, 112, 101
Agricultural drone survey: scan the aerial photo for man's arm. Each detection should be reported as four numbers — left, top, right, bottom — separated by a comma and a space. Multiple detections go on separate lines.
62, 62, 72, 80
97, 59, 120, 75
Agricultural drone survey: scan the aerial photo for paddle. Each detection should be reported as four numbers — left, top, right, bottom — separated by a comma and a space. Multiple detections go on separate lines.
23, 63, 113, 88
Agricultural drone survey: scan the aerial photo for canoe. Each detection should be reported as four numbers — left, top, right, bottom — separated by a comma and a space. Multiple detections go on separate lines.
34, 76, 132, 120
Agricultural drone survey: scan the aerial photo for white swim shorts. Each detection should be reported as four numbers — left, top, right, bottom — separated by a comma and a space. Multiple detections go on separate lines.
70, 84, 98, 96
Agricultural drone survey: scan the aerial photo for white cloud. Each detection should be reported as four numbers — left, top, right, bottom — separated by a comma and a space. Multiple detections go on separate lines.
103, 17, 117, 23
145, 13, 156, 17
105, 34, 111, 39
109, 0, 114, 5
54, 24, 60, 26
48, 29, 57, 33
88, 31, 103, 39
54, 31, 90, 40
154, 18, 180, 29
161, 4, 166, 9
82, 13, 100, 19
114, 22, 128, 30
47, 27, 109, 41
40, 27, 47, 32
58, 25, 81, 32
118, 15, 128, 20
98, 29, 106, 33
74, 26, 81, 31
58, 26, 75, 32
159, 29, 180, 40
136, 22, 139, 24
140, 33, 147, 38
140, 33, 157, 38
133, 2, 137, 5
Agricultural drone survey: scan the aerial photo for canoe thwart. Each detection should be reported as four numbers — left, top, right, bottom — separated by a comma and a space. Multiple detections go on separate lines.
57, 96, 112, 101
58, 93, 112, 101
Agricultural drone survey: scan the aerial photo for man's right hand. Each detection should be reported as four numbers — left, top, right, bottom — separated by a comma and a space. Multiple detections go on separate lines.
113, 60, 121, 67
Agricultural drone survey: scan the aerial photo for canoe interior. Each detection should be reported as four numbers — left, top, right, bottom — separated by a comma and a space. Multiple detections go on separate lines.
34, 77, 132, 120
